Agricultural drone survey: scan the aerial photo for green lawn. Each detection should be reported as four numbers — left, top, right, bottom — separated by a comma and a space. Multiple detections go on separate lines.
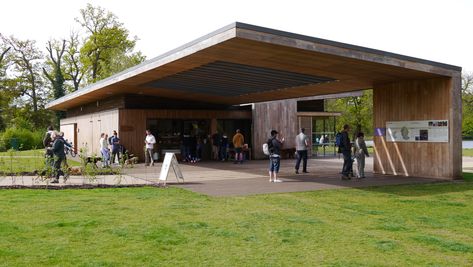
463, 149, 473, 157
1, 183, 473, 266
0, 150, 81, 174
0, 149, 44, 157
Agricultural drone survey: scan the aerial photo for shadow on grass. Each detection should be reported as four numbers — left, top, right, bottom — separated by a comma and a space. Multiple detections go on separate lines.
463, 172, 473, 182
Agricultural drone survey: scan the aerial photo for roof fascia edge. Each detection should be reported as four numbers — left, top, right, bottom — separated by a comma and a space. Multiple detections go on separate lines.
234, 22, 462, 72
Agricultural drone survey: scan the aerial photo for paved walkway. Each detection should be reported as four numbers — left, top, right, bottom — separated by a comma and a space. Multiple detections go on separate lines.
123, 157, 445, 196
0, 157, 456, 196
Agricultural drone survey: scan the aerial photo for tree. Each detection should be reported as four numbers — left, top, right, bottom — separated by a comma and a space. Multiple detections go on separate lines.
326, 90, 373, 137
0, 38, 12, 131
0, 46, 10, 67
461, 72, 473, 138
64, 32, 84, 92
1, 35, 45, 112
43, 39, 66, 126
76, 4, 145, 83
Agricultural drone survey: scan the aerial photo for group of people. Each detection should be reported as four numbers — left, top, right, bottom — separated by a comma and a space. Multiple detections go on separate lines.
265, 128, 309, 183
339, 124, 370, 180
100, 129, 155, 167
181, 132, 207, 163
42, 123, 369, 183
265, 125, 369, 182
211, 129, 245, 163
99, 130, 121, 168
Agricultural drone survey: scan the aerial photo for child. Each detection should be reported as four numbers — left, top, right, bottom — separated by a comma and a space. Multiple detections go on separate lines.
354, 132, 369, 179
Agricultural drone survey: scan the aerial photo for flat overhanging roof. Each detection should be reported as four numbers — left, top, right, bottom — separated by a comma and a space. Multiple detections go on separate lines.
46, 22, 462, 111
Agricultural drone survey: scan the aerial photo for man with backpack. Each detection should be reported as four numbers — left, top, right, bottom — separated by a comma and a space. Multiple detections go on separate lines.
267, 130, 284, 183
339, 124, 353, 180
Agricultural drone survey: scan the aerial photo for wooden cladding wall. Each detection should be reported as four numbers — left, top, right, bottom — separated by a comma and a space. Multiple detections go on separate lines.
253, 100, 298, 159
118, 109, 252, 160
373, 77, 461, 179
61, 109, 119, 156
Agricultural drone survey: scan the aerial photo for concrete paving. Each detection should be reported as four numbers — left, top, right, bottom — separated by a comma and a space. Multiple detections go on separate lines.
0, 156, 461, 196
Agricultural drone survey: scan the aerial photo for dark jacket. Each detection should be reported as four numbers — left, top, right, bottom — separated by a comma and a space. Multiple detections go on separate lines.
43, 131, 52, 148
111, 135, 120, 152
220, 136, 229, 147
270, 137, 282, 156
52, 137, 66, 158
340, 131, 351, 152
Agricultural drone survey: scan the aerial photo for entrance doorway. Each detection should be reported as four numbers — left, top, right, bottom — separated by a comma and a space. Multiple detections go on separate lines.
312, 117, 337, 157
147, 119, 211, 160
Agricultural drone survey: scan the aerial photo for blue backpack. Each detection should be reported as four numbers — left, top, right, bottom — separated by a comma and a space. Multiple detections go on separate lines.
335, 132, 342, 147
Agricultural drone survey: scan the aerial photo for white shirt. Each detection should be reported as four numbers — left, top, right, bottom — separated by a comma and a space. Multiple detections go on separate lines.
99, 137, 108, 150
145, 134, 156, 149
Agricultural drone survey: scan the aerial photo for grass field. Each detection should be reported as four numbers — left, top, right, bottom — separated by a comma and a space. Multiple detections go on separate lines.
0, 149, 55, 173
0, 150, 89, 174
463, 149, 473, 157
1, 182, 473, 266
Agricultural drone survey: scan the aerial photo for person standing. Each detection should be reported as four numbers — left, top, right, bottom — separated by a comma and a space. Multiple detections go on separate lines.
295, 128, 309, 174
182, 132, 192, 162
232, 129, 244, 164
51, 131, 66, 183
268, 130, 284, 183
211, 131, 221, 160
354, 132, 369, 179
42, 125, 54, 167
110, 130, 121, 165
219, 133, 229, 161
339, 124, 353, 180
99, 133, 110, 168
145, 130, 156, 166
189, 133, 197, 163
58, 132, 70, 168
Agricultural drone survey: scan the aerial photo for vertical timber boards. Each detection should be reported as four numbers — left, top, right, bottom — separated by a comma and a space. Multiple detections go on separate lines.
118, 109, 252, 160
373, 77, 461, 179
252, 100, 298, 159
61, 109, 120, 156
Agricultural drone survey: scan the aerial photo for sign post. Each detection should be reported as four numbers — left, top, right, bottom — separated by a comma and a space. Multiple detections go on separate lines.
159, 153, 184, 186
386, 120, 449, 142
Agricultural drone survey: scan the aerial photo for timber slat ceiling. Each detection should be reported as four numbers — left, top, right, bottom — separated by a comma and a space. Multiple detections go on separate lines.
145, 61, 336, 96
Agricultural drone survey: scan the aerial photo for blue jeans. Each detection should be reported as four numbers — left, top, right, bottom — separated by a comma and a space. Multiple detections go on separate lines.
219, 146, 227, 160
342, 150, 353, 176
295, 150, 307, 172
269, 156, 280, 172
101, 148, 110, 167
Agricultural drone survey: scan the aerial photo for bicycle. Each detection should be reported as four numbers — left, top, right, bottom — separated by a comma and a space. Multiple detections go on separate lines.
64, 143, 76, 157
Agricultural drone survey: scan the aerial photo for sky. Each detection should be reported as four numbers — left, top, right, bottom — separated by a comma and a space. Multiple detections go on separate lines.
1, 0, 472, 72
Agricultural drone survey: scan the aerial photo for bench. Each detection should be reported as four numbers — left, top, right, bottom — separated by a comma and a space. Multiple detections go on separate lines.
280, 148, 296, 159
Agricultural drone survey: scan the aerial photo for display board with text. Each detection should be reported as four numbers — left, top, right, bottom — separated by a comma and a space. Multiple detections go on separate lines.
386, 120, 448, 142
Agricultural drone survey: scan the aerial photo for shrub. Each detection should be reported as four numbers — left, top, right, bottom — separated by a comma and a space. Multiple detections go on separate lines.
0, 127, 44, 151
